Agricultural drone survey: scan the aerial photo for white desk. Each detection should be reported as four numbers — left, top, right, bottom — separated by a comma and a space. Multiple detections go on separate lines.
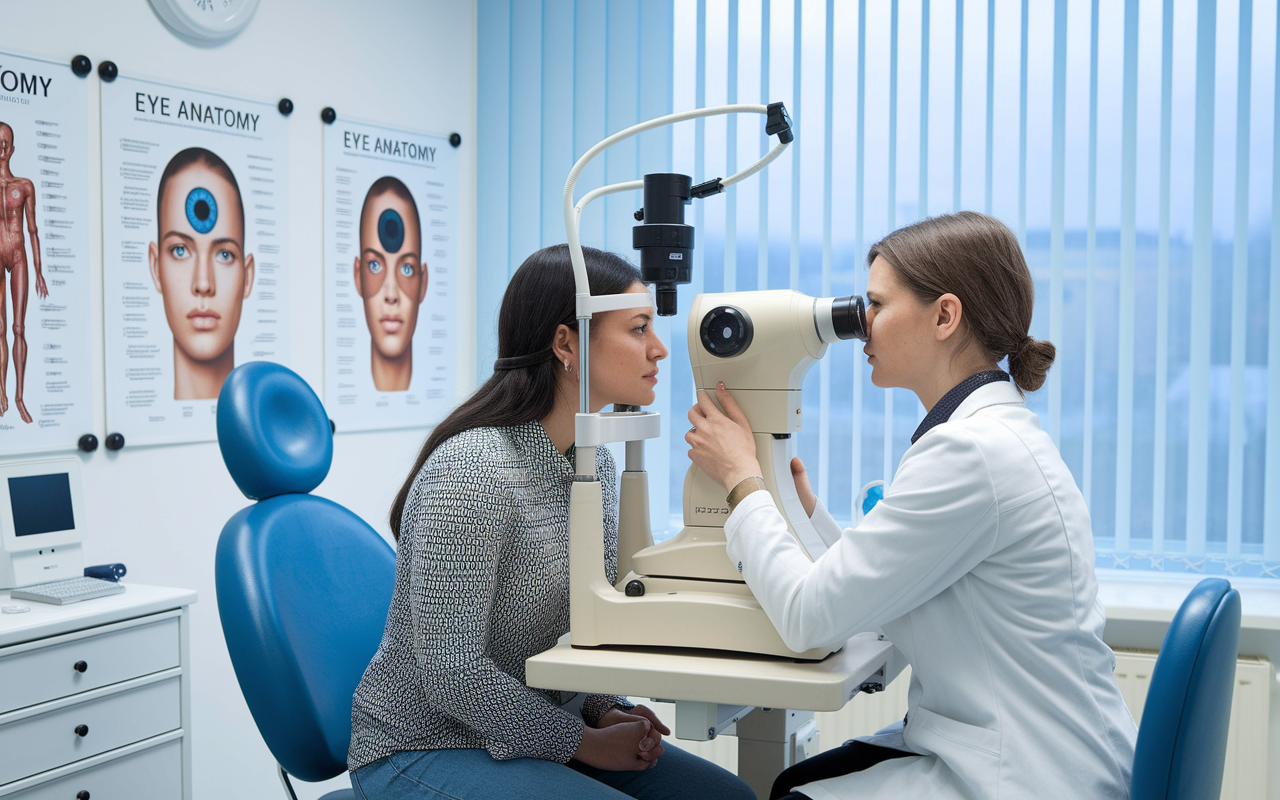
0, 584, 197, 799
527, 631, 905, 798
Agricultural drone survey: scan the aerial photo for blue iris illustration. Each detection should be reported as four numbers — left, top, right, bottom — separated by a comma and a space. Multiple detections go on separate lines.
185, 187, 218, 234
378, 208, 405, 253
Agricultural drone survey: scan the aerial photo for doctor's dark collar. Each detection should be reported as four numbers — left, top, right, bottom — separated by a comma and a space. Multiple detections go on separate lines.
910, 370, 1011, 444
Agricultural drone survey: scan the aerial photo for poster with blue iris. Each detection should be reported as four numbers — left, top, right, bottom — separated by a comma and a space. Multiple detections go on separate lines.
101, 75, 290, 446
322, 119, 458, 433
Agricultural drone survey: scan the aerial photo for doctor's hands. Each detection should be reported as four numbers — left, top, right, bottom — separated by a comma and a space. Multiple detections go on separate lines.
575, 706, 669, 770
790, 457, 817, 518
686, 385, 820, 516
686, 383, 763, 492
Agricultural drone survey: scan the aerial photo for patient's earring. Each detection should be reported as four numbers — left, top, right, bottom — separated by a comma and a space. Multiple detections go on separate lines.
564, 360, 572, 372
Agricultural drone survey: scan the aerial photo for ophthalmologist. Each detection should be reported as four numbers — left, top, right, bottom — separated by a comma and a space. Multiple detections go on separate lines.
685, 212, 1137, 800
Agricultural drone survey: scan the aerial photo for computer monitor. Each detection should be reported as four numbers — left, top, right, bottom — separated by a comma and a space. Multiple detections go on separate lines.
0, 457, 86, 589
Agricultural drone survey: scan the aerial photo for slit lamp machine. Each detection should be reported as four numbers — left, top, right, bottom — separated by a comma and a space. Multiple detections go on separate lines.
564, 103, 867, 661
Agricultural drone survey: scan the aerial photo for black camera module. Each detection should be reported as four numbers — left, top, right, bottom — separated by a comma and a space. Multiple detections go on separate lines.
633, 173, 694, 316
700, 305, 753, 358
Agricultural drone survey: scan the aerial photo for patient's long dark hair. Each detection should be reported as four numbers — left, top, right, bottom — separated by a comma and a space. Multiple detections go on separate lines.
388, 244, 641, 540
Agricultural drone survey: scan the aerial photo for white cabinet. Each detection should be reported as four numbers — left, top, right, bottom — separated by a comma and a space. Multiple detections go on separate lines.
16, 740, 183, 800
0, 585, 196, 799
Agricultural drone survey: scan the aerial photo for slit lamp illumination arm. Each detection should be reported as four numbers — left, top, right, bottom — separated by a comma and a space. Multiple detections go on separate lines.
562, 102, 794, 416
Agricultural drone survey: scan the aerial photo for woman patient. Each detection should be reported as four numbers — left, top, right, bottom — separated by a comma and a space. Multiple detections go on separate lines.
349, 244, 755, 800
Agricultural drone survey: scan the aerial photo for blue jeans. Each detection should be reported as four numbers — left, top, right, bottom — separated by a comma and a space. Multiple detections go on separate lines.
350, 745, 755, 800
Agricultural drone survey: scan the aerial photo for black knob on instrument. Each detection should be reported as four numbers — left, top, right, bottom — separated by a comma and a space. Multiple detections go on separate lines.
74, 660, 88, 673
77, 792, 90, 800
625, 579, 646, 597
75, 724, 89, 737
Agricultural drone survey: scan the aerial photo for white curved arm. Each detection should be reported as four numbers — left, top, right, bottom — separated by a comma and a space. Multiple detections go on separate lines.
562, 103, 791, 417
569, 140, 786, 249
575, 180, 646, 222
722, 140, 790, 189
562, 104, 789, 303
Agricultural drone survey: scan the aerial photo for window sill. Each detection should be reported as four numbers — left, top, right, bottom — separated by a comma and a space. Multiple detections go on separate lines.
1097, 569, 1280, 633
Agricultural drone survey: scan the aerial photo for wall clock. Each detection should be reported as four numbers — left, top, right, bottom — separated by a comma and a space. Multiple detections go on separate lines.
149, 0, 261, 42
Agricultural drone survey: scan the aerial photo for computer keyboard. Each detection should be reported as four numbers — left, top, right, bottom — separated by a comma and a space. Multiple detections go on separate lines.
10, 576, 126, 605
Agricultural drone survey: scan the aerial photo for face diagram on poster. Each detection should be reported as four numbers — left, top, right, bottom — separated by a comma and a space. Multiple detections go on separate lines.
102, 77, 289, 446
0, 51, 93, 456
324, 121, 457, 433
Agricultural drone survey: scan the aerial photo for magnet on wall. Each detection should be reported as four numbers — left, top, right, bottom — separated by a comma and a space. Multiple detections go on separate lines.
78, 434, 98, 453
71, 55, 92, 77
321, 107, 336, 124
105, 433, 125, 451
329, 419, 336, 434
278, 98, 293, 116
450, 133, 462, 148
98, 60, 118, 82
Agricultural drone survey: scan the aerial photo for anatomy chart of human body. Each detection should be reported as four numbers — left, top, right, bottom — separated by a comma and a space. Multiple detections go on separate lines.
0, 51, 93, 456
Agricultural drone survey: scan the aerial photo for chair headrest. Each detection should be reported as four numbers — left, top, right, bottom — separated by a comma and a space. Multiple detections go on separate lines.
217, 362, 333, 499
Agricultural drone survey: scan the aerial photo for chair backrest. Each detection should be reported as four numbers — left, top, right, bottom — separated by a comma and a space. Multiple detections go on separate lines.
1130, 577, 1242, 800
214, 362, 395, 783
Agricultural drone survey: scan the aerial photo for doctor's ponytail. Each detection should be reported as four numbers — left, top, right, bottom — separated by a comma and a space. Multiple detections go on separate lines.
868, 211, 1055, 394
1008, 335, 1056, 393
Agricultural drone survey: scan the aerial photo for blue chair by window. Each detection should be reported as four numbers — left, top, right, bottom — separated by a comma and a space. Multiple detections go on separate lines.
1130, 577, 1242, 800
214, 362, 396, 800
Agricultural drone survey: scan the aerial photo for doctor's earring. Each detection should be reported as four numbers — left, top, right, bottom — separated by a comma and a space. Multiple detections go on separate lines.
564, 360, 572, 372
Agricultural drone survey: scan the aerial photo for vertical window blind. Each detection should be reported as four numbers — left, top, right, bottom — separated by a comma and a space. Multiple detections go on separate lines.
478, 0, 1280, 579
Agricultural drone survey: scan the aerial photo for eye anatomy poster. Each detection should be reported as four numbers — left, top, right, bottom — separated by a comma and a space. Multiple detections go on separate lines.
0, 51, 94, 456
102, 76, 290, 447
323, 120, 458, 433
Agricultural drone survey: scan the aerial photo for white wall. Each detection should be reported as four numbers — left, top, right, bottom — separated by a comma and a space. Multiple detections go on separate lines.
0, 2, 477, 797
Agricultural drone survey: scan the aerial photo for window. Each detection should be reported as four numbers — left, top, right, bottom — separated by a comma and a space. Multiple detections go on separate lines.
667, 0, 1278, 578
478, 0, 1280, 578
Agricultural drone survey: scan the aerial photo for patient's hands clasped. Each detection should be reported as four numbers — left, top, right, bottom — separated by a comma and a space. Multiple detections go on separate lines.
575, 705, 672, 771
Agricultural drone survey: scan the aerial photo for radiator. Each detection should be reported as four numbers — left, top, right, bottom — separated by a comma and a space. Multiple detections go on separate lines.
1113, 649, 1272, 800
644, 651, 1272, 799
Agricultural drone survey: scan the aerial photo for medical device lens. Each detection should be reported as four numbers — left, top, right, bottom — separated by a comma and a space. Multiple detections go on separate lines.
699, 305, 753, 358
633, 173, 694, 316
831, 295, 869, 341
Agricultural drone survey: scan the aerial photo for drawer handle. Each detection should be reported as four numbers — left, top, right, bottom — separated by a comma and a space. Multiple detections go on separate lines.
73, 660, 88, 673
75, 724, 89, 737
77, 792, 90, 800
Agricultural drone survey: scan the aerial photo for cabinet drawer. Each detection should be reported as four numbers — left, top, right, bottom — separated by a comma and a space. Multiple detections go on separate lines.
0, 677, 180, 785
17, 739, 182, 800
0, 617, 179, 714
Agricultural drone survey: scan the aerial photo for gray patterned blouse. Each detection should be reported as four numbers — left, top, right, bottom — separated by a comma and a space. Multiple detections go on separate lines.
348, 421, 630, 770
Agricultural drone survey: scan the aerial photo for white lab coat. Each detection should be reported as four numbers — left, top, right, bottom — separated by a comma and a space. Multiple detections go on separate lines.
725, 381, 1137, 800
